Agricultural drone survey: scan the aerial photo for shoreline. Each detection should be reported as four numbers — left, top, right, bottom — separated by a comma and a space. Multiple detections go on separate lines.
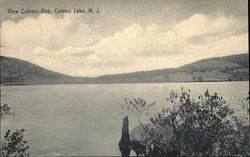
0, 80, 249, 87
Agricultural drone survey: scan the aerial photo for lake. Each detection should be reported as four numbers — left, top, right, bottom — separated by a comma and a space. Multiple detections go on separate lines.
1, 81, 249, 156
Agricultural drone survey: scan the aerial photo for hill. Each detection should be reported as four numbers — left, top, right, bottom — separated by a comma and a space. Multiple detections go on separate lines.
0, 56, 86, 85
0, 54, 249, 85
95, 54, 249, 83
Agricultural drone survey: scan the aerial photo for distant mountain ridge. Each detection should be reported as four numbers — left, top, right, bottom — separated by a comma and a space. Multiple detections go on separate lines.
0, 56, 82, 85
0, 54, 249, 85
95, 54, 249, 83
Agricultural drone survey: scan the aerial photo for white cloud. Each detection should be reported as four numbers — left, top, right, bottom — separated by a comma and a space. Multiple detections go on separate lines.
174, 13, 240, 41
1, 14, 99, 56
33, 46, 95, 57
1, 13, 248, 76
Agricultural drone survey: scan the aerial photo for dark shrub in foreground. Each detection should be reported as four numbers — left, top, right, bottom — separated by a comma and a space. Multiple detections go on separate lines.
125, 89, 250, 156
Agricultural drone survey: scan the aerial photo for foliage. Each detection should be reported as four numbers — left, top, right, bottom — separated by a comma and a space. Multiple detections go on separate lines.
0, 95, 29, 157
0, 94, 14, 119
241, 92, 250, 123
125, 88, 250, 156
197, 76, 203, 82
1, 129, 30, 157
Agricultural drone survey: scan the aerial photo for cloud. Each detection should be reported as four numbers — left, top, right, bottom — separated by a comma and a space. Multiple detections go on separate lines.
1, 13, 248, 76
79, 13, 246, 68
174, 13, 240, 41
1, 13, 99, 56
33, 46, 95, 57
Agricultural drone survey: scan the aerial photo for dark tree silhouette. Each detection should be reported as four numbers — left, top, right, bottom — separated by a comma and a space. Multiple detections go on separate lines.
119, 116, 132, 157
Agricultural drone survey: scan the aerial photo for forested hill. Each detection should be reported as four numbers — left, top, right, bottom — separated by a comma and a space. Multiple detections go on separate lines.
95, 53, 249, 83
0, 56, 85, 85
0, 53, 249, 85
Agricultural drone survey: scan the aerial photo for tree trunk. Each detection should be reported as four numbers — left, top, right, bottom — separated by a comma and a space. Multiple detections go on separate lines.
119, 116, 131, 157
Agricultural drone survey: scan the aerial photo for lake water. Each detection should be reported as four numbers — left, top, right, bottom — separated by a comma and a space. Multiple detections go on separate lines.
1, 81, 249, 156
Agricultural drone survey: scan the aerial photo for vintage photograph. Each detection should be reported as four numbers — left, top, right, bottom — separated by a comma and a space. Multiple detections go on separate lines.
0, 0, 249, 156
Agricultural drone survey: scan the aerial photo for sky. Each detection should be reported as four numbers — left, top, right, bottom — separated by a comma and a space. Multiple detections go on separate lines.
0, 0, 248, 77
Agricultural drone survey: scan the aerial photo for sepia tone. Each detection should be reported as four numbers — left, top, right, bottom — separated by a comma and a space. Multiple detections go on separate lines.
0, 0, 249, 156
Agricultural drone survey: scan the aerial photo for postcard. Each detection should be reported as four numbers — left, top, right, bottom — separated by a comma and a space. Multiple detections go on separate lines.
0, 0, 249, 156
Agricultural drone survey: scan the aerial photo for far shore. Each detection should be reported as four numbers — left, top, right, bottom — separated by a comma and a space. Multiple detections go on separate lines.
1, 80, 249, 87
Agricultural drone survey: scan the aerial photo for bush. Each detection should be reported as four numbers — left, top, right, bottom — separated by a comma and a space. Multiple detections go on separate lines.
0, 95, 14, 118
125, 89, 249, 156
1, 129, 30, 157
0, 95, 30, 157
